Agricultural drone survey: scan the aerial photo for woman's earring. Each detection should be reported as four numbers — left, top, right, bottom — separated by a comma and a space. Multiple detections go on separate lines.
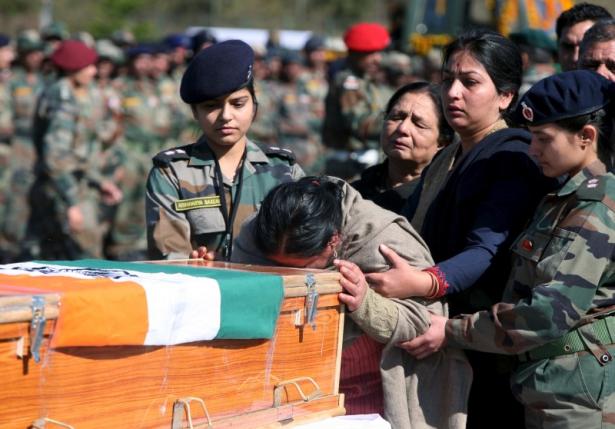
332, 248, 338, 259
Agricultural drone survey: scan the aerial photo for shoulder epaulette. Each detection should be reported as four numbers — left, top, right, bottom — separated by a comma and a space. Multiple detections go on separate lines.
152, 145, 192, 166
576, 176, 606, 201
264, 146, 296, 165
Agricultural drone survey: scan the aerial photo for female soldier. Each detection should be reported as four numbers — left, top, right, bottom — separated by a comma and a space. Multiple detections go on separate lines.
366, 29, 553, 427
352, 81, 454, 214
405, 70, 615, 429
232, 177, 471, 428
146, 40, 303, 260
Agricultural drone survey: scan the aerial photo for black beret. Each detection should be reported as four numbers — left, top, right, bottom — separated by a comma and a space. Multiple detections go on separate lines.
514, 70, 615, 126
180, 39, 254, 104
126, 43, 155, 59
0, 34, 10, 48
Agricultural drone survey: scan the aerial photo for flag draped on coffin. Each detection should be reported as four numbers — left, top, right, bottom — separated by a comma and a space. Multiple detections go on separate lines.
0, 260, 284, 348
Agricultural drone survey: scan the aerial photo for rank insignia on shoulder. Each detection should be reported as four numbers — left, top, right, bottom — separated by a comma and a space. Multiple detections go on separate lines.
265, 146, 296, 164
577, 176, 605, 201
343, 75, 360, 90
174, 196, 221, 212
153, 146, 191, 166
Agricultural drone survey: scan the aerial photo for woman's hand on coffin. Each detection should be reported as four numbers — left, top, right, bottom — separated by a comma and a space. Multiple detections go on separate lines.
190, 246, 217, 260
365, 244, 433, 298
334, 259, 368, 312
397, 313, 447, 359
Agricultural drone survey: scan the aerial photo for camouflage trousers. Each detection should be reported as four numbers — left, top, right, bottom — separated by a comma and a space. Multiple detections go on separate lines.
513, 346, 615, 428
27, 177, 106, 260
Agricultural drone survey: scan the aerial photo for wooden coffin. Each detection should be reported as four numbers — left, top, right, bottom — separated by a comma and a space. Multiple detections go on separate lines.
0, 260, 344, 428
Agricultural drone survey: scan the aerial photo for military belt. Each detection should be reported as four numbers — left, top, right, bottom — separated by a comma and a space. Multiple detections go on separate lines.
518, 316, 615, 362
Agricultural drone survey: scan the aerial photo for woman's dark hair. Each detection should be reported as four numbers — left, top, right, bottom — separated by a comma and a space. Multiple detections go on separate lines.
555, 105, 615, 169
442, 29, 523, 119
254, 176, 344, 257
385, 81, 455, 146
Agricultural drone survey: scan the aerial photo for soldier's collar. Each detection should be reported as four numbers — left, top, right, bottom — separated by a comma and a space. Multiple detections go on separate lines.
556, 160, 607, 197
187, 138, 269, 166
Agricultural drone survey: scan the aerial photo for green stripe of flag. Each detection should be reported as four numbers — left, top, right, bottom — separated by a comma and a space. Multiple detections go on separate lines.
38, 260, 284, 339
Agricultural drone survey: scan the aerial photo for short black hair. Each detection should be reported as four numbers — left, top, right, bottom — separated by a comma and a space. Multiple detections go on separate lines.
385, 81, 454, 146
254, 177, 344, 258
556, 3, 612, 40
580, 18, 615, 56
442, 29, 522, 119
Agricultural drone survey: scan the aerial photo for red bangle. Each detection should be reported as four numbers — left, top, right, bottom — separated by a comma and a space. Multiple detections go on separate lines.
422, 266, 449, 299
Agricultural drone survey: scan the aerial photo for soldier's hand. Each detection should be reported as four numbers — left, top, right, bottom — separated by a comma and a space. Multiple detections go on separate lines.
100, 180, 123, 205
397, 313, 448, 359
190, 246, 216, 261
365, 244, 432, 298
334, 259, 368, 312
67, 205, 84, 233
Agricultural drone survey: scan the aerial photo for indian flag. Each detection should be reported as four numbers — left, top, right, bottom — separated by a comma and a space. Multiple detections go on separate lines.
0, 260, 284, 348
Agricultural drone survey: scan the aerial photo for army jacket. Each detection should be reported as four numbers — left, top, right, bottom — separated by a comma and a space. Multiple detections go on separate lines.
446, 161, 615, 355
322, 69, 391, 151
146, 138, 304, 260
33, 78, 108, 207
10, 67, 44, 137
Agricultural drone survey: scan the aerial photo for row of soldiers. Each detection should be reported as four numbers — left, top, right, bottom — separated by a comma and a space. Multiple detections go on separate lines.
0, 24, 429, 262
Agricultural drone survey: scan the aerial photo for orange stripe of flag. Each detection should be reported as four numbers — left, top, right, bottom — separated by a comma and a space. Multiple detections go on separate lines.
0, 274, 148, 347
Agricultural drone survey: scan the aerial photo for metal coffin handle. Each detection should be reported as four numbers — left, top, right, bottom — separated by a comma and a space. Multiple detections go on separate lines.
171, 396, 213, 429
273, 376, 323, 407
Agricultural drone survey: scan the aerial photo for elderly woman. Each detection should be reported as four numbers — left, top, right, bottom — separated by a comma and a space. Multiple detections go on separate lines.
232, 176, 471, 429
352, 81, 454, 214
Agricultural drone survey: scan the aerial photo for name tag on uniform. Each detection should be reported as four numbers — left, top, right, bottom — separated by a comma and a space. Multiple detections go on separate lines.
174, 196, 221, 212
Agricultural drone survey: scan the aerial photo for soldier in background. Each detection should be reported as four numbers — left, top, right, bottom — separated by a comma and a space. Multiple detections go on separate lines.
164, 33, 191, 82
509, 29, 558, 95
2, 30, 45, 261
322, 22, 392, 180
579, 18, 615, 82
276, 50, 325, 174
248, 45, 280, 147
556, 2, 612, 71
28, 40, 122, 259
0, 34, 15, 262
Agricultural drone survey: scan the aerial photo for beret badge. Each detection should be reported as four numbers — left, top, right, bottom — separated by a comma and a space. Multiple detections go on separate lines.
521, 102, 534, 122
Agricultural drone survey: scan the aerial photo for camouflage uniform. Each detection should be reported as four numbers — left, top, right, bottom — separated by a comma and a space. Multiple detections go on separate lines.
446, 161, 615, 428
275, 80, 326, 175
248, 79, 280, 147
322, 70, 392, 178
146, 138, 304, 260
29, 79, 111, 259
0, 68, 13, 261
0, 67, 45, 260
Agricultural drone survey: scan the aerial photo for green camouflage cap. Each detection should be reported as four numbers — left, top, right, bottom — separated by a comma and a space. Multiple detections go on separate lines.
381, 51, 411, 74
73, 31, 95, 48
509, 29, 557, 54
111, 29, 136, 48
17, 29, 44, 52
41, 21, 69, 41
96, 39, 125, 64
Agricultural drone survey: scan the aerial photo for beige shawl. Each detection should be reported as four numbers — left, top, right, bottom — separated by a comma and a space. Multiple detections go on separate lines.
232, 177, 471, 429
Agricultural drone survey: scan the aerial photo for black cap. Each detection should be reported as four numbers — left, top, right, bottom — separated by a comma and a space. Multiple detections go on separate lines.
0, 34, 10, 48
180, 40, 254, 104
514, 70, 615, 126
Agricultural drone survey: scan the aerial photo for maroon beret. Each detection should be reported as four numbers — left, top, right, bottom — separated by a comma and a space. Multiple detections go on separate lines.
51, 40, 98, 72
344, 22, 390, 52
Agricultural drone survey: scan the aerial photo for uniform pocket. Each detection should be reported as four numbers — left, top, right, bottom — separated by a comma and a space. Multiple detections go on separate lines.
186, 207, 226, 235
